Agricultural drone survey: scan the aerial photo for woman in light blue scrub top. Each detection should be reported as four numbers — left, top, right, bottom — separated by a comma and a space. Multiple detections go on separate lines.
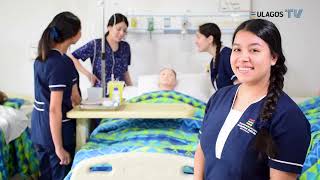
194, 19, 310, 180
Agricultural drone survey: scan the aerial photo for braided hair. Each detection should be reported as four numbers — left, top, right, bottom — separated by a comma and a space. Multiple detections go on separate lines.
232, 19, 287, 158
199, 23, 222, 84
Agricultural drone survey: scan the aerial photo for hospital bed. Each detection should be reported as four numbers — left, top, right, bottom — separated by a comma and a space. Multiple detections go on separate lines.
68, 72, 212, 150
298, 97, 320, 180
66, 73, 210, 179
0, 95, 39, 179
68, 71, 320, 179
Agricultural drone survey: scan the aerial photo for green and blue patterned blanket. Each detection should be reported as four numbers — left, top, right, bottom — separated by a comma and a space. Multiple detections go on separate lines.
0, 98, 39, 180
299, 97, 320, 180
66, 93, 320, 179
66, 91, 206, 179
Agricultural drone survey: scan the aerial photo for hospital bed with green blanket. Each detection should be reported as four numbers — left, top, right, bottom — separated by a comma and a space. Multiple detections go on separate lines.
65, 91, 206, 180
66, 92, 320, 179
0, 98, 39, 179
299, 97, 320, 180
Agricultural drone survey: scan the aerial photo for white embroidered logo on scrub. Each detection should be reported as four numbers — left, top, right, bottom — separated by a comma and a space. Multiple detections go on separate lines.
237, 118, 257, 135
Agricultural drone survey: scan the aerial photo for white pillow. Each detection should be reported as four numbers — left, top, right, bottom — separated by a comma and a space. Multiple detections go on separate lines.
138, 73, 213, 102
138, 74, 159, 94
123, 86, 139, 100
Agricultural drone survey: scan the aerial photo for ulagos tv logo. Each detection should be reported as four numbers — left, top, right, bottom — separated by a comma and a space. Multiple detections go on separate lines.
251, 9, 303, 18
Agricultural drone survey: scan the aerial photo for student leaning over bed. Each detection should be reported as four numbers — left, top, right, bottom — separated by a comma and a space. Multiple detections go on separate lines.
195, 23, 238, 90
31, 12, 81, 180
194, 19, 310, 180
68, 13, 133, 95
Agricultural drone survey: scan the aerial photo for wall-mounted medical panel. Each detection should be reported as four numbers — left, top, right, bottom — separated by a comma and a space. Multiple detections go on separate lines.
106, 0, 251, 35
126, 12, 250, 34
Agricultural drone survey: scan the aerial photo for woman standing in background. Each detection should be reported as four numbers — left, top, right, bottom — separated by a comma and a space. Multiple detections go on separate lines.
69, 13, 133, 96
195, 23, 238, 90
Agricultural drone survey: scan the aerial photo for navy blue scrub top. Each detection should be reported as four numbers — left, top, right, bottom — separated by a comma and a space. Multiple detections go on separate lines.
31, 50, 77, 149
72, 39, 131, 95
210, 47, 236, 89
200, 85, 310, 180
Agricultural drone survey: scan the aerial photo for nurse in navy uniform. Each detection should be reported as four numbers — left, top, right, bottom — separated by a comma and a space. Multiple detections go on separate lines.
194, 19, 310, 180
195, 23, 238, 90
31, 12, 81, 180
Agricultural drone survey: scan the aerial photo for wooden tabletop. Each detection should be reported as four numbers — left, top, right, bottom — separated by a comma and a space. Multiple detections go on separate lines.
67, 103, 195, 119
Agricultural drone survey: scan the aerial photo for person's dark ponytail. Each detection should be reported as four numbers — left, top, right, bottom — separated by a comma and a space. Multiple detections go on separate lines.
37, 12, 81, 61
38, 27, 52, 60
199, 23, 222, 84
214, 40, 222, 81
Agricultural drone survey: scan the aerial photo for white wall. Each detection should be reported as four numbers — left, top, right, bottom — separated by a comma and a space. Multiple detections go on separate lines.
0, 0, 319, 98
0, 0, 80, 96
252, 0, 320, 97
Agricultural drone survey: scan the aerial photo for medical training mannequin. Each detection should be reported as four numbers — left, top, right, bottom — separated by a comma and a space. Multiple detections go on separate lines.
69, 13, 132, 96
194, 19, 310, 180
158, 68, 177, 91
195, 23, 238, 90
31, 12, 81, 180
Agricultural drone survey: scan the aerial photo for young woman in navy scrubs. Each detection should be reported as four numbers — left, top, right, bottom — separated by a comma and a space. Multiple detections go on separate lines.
195, 23, 238, 89
32, 12, 81, 180
69, 13, 132, 92
194, 19, 310, 180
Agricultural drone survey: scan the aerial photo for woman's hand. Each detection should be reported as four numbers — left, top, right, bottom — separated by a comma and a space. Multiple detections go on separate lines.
67, 53, 100, 86
71, 84, 81, 107
55, 147, 71, 165
87, 73, 100, 86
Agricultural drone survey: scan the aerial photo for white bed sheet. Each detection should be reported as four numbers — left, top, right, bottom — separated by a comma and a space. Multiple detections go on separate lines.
0, 105, 29, 144
123, 86, 140, 100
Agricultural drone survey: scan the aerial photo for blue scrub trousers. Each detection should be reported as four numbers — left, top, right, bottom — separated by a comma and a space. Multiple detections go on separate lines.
34, 144, 75, 180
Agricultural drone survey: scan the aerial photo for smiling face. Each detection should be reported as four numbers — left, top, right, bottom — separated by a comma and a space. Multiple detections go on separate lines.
231, 30, 278, 86
107, 21, 128, 42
